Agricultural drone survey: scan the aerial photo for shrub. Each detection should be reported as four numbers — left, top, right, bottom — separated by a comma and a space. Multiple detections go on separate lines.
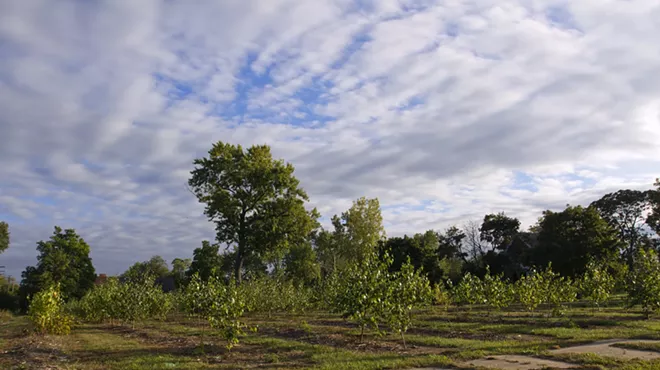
28, 284, 72, 335
515, 269, 547, 312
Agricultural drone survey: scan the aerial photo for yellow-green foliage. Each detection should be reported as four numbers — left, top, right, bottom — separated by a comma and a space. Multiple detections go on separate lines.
28, 284, 72, 335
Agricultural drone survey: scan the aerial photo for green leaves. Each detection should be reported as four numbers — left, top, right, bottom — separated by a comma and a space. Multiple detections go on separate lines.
626, 248, 660, 318
74, 275, 173, 325
28, 284, 72, 335
0, 221, 9, 254
579, 260, 615, 309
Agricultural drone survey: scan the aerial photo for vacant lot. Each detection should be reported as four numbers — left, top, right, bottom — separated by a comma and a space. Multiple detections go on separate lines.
3, 303, 660, 370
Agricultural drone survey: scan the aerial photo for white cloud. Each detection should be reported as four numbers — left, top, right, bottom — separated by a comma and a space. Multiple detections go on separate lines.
0, 0, 659, 278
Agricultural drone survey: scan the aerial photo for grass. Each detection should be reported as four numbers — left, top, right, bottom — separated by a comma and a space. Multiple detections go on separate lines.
2, 303, 660, 369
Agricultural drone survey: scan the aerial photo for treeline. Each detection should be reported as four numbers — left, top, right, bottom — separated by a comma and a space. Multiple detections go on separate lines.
2, 141, 660, 312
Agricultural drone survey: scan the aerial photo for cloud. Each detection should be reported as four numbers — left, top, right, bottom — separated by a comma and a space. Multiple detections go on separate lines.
0, 0, 659, 278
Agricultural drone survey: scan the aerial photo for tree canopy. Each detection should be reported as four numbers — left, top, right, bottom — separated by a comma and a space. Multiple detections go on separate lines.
533, 205, 622, 277
591, 189, 653, 261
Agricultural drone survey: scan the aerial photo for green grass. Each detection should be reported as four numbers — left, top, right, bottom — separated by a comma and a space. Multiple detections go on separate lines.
3, 303, 660, 369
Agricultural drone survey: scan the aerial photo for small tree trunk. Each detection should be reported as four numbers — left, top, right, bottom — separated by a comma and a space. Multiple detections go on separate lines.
401, 331, 407, 349
360, 325, 365, 343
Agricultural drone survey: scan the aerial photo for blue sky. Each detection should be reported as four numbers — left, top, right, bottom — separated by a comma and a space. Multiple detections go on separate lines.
1, 0, 659, 279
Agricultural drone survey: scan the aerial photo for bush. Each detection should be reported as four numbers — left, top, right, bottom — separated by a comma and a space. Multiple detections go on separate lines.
28, 284, 72, 335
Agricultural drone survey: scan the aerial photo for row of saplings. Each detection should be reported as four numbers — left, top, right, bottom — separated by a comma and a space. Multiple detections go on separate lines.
27, 248, 660, 349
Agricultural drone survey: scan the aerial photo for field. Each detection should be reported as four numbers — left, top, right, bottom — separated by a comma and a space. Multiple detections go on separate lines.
3, 299, 660, 370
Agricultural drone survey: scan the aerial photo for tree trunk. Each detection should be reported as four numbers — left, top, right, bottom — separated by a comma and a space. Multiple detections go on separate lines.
234, 252, 244, 285
401, 332, 406, 349
360, 324, 365, 343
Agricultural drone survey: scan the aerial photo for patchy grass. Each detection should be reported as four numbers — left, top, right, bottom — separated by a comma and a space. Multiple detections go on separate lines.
2, 304, 660, 369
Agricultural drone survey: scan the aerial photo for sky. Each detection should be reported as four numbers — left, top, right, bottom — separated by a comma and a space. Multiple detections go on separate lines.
1, 0, 659, 280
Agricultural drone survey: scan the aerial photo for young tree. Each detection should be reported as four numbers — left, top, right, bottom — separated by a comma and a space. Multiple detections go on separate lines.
626, 248, 660, 318
331, 253, 391, 342
591, 189, 653, 262
20, 227, 96, 304
383, 259, 432, 348
480, 212, 521, 251
188, 142, 317, 284
0, 221, 9, 254
579, 259, 615, 310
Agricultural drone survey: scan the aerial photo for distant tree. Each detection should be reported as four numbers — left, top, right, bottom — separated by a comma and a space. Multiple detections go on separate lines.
316, 197, 386, 274
437, 226, 466, 260
283, 243, 321, 286
0, 221, 8, 254
591, 189, 653, 262
462, 219, 486, 260
20, 227, 96, 307
188, 141, 317, 284
380, 230, 443, 283
647, 178, 660, 236
121, 255, 170, 283
480, 212, 520, 251
187, 240, 223, 282
533, 205, 622, 277
170, 258, 191, 288
338, 197, 386, 264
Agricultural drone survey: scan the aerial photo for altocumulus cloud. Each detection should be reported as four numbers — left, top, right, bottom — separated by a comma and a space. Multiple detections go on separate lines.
1, 0, 659, 278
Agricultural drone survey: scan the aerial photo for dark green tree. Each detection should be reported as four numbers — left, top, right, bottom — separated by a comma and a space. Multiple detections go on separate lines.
19, 226, 96, 306
591, 189, 653, 262
188, 142, 317, 284
121, 255, 170, 282
0, 221, 8, 254
648, 178, 660, 236
283, 243, 321, 286
186, 240, 223, 282
533, 205, 622, 277
170, 258, 192, 288
480, 212, 521, 251
437, 226, 466, 260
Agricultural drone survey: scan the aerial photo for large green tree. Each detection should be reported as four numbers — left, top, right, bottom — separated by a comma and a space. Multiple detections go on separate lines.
189, 142, 317, 284
532, 205, 622, 277
591, 189, 653, 261
0, 221, 8, 254
20, 226, 96, 304
480, 212, 521, 251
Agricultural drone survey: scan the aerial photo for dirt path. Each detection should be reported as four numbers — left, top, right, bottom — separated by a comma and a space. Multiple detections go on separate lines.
465, 355, 577, 369
549, 339, 660, 361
